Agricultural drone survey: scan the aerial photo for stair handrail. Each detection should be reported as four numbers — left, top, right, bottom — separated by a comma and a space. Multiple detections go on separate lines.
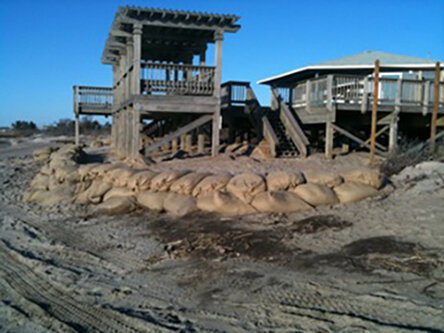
262, 116, 279, 157
271, 88, 309, 157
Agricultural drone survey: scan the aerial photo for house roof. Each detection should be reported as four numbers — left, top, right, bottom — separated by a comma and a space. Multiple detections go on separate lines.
258, 51, 441, 86
102, 6, 240, 64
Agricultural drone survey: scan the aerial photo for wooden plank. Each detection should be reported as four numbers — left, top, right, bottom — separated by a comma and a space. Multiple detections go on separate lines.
431, 62, 441, 153
145, 115, 213, 156
361, 76, 369, 113
389, 78, 402, 152
370, 60, 380, 160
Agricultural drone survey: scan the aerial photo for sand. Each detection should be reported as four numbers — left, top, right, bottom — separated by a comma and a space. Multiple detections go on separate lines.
0, 136, 443, 332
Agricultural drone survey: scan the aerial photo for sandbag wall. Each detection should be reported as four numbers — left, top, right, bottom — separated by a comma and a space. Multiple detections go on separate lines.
24, 145, 383, 216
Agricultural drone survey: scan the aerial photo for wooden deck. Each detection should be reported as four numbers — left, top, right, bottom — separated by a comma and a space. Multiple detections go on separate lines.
73, 86, 113, 116
282, 74, 444, 124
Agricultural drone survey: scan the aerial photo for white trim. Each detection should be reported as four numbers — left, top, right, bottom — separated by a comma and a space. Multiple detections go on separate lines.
257, 63, 442, 85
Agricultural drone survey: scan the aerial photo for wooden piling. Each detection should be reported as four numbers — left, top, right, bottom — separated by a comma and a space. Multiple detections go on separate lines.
370, 60, 380, 161
430, 62, 441, 153
171, 138, 178, 155
198, 134, 205, 153
185, 134, 192, 153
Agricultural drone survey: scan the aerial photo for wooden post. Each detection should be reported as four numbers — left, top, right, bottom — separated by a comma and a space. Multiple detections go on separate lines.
326, 75, 333, 112
180, 134, 186, 150
430, 62, 441, 153
130, 23, 142, 158
75, 114, 80, 146
370, 60, 380, 161
198, 134, 205, 153
171, 138, 178, 155
325, 118, 333, 159
185, 134, 192, 153
361, 76, 369, 113
422, 81, 430, 115
73, 86, 80, 146
306, 79, 311, 112
389, 78, 402, 153
212, 30, 223, 157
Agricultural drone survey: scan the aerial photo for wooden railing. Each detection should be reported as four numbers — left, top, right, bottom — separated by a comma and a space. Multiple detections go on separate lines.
272, 88, 309, 157
140, 62, 215, 96
291, 74, 444, 113
262, 116, 278, 157
73, 86, 113, 115
221, 81, 250, 106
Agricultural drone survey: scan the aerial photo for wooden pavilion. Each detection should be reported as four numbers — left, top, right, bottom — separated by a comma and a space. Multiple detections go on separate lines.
74, 6, 241, 158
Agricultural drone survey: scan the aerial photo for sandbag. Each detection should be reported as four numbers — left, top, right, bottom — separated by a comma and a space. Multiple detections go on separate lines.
334, 182, 378, 203
226, 173, 266, 204
163, 193, 197, 216
169, 172, 211, 195
54, 165, 79, 183
28, 186, 74, 206
89, 163, 120, 178
77, 163, 100, 181
93, 197, 135, 216
197, 191, 256, 215
104, 166, 136, 187
150, 170, 190, 192
40, 163, 53, 176
75, 180, 112, 204
191, 174, 232, 197
341, 168, 383, 189
30, 173, 50, 191
291, 183, 338, 206
137, 191, 168, 211
103, 187, 135, 201
127, 170, 157, 191
49, 157, 77, 170
304, 170, 343, 188
266, 171, 305, 191
33, 147, 53, 161
251, 191, 312, 213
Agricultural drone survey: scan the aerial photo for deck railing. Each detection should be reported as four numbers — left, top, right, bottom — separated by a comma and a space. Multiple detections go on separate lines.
221, 81, 250, 106
73, 86, 113, 115
140, 62, 215, 96
291, 74, 444, 112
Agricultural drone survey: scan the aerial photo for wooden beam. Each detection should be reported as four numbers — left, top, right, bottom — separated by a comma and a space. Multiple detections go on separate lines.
325, 118, 333, 159
145, 115, 213, 156
331, 123, 387, 156
389, 78, 402, 153
370, 59, 380, 161
430, 62, 441, 153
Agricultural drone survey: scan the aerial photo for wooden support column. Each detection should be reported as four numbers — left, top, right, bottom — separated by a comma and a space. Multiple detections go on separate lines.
389, 78, 402, 153
171, 138, 178, 155
370, 60, 380, 161
325, 118, 333, 159
75, 114, 80, 146
73, 86, 80, 146
212, 30, 223, 157
131, 23, 142, 158
430, 62, 441, 153
361, 76, 369, 113
185, 134, 192, 153
180, 134, 186, 151
306, 79, 311, 112
198, 134, 205, 153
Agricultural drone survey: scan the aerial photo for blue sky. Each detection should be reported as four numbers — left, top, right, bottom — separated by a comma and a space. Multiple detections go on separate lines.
0, 0, 443, 127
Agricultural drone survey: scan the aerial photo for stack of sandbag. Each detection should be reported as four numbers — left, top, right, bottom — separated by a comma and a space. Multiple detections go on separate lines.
24, 145, 84, 206
24, 144, 384, 216
32, 147, 54, 161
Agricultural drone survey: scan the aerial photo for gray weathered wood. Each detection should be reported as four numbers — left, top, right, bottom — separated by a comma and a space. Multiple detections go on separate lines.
145, 115, 213, 156
331, 123, 387, 156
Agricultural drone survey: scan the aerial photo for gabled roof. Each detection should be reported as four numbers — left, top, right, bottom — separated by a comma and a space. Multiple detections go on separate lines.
258, 51, 441, 86
102, 6, 240, 64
